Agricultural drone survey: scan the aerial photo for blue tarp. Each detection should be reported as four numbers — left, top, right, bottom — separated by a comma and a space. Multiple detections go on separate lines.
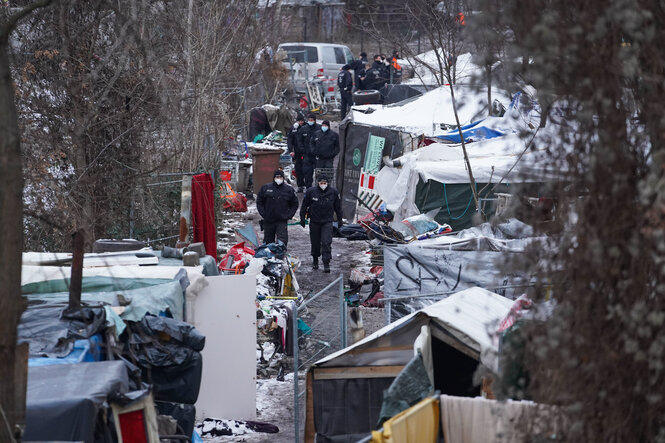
435, 120, 505, 143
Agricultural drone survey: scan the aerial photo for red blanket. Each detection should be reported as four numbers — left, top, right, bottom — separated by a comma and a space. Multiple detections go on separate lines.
191, 173, 217, 261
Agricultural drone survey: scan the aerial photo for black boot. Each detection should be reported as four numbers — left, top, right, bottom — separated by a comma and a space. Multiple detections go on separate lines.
312, 257, 319, 269
323, 262, 330, 273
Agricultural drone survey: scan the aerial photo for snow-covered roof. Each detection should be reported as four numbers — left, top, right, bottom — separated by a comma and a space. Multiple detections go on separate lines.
313, 287, 512, 371
350, 85, 511, 137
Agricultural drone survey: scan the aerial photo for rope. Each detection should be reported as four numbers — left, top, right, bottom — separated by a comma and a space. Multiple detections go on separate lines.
443, 183, 475, 220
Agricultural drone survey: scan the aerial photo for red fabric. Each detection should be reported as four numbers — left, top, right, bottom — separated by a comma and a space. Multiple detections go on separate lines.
222, 193, 248, 212
191, 173, 217, 261
218, 242, 255, 273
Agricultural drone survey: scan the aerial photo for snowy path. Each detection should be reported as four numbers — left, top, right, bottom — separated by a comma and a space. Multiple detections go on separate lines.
203, 198, 384, 442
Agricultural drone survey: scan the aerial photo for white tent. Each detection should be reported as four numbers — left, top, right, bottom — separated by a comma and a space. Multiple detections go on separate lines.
374, 134, 557, 221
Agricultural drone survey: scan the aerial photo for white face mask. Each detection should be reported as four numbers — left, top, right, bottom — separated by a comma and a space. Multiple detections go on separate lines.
294, 122, 299, 128
274, 178, 284, 185
307, 120, 315, 126
319, 183, 328, 191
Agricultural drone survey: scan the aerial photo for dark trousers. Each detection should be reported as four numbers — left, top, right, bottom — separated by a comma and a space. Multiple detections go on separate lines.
340, 91, 352, 119
264, 220, 288, 246
303, 156, 316, 188
294, 156, 305, 187
309, 221, 333, 264
316, 158, 334, 169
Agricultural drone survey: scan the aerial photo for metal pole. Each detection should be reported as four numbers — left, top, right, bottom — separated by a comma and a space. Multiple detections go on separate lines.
293, 302, 300, 443
339, 274, 347, 349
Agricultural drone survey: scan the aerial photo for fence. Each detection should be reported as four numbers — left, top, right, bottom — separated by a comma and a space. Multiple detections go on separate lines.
293, 274, 346, 443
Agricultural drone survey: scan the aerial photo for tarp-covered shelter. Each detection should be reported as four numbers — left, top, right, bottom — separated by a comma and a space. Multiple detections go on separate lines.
338, 85, 515, 221
305, 287, 512, 442
374, 134, 555, 230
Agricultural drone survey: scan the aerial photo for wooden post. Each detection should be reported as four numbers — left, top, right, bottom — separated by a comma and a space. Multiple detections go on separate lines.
69, 229, 84, 310
176, 175, 192, 248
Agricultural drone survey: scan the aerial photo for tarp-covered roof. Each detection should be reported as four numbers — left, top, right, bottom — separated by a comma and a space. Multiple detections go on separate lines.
314, 287, 512, 371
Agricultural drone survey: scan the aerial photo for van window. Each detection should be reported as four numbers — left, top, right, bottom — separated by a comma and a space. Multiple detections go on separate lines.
344, 47, 354, 64
322, 47, 336, 64
281, 45, 319, 63
334, 47, 346, 64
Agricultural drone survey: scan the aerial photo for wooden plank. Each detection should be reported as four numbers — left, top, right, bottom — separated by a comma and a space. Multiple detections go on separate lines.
304, 371, 315, 443
313, 365, 404, 380
346, 345, 413, 355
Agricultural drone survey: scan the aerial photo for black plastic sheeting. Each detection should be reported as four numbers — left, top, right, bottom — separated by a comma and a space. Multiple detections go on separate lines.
156, 401, 197, 437
123, 315, 205, 404
377, 353, 433, 426
24, 361, 129, 443
338, 123, 404, 221
313, 376, 394, 443
379, 84, 423, 105
18, 303, 108, 358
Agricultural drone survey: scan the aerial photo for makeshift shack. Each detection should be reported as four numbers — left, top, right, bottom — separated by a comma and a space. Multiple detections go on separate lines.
374, 134, 555, 230
305, 287, 513, 442
338, 85, 514, 222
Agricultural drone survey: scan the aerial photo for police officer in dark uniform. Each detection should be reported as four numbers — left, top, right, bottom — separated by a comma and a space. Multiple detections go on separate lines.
297, 113, 320, 188
337, 65, 353, 119
288, 114, 306, 192
311, 120, 340, 169
363, 54, 388, 91
256, 170, 299, 246
300, 174, 343, 273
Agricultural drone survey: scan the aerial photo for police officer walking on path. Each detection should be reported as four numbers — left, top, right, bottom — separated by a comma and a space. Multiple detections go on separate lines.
311, 120, 340, 169
338, 65, 353, 119
256, 169, 299, 246
288, 114, 306, 192
300, 174, 343, 273
297, 113, 320, 188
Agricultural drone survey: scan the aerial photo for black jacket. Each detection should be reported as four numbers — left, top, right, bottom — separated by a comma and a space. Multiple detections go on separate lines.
311, 129, 340, 160
297, 123, 320, 157
337, 69, 353, 93
364, 61, 388, 90
287, 124, 300, 155
256, 181, 299, 222
349, 58, 367, 89
300, 185, 343, 223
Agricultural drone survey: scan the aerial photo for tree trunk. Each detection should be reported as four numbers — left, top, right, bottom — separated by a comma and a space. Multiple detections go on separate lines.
0, 38, 27, 440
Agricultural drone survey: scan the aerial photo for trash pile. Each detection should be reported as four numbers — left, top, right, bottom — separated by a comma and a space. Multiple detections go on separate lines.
214, 231, 303, 380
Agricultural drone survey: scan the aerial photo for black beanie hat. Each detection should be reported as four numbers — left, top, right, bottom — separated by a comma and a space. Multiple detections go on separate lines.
322, 120, 330, 126
307, 113, 316, 120
317, 174, 329, 183
273, 169, 285, 178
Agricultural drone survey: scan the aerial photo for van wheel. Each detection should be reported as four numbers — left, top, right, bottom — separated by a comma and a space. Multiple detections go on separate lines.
353, 90, 381, 105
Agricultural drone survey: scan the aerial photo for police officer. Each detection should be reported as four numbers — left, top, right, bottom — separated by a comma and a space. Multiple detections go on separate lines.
390, 50, 403, 84
256, 169, 299, 246
297, 113, 320, 188
363, 54, 388, 91
311, 120, 340, 169
337, 65, 353, 119
300, 174, 343, 273
288, 114, 306, 192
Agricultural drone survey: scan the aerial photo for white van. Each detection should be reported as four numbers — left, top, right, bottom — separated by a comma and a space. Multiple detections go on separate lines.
278, 42, 354, 91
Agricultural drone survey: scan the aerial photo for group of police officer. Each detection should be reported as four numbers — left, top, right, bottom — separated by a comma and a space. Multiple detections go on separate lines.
256, 169, 342, 273
337, 50, 403, 119
256, 116, 342, 273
